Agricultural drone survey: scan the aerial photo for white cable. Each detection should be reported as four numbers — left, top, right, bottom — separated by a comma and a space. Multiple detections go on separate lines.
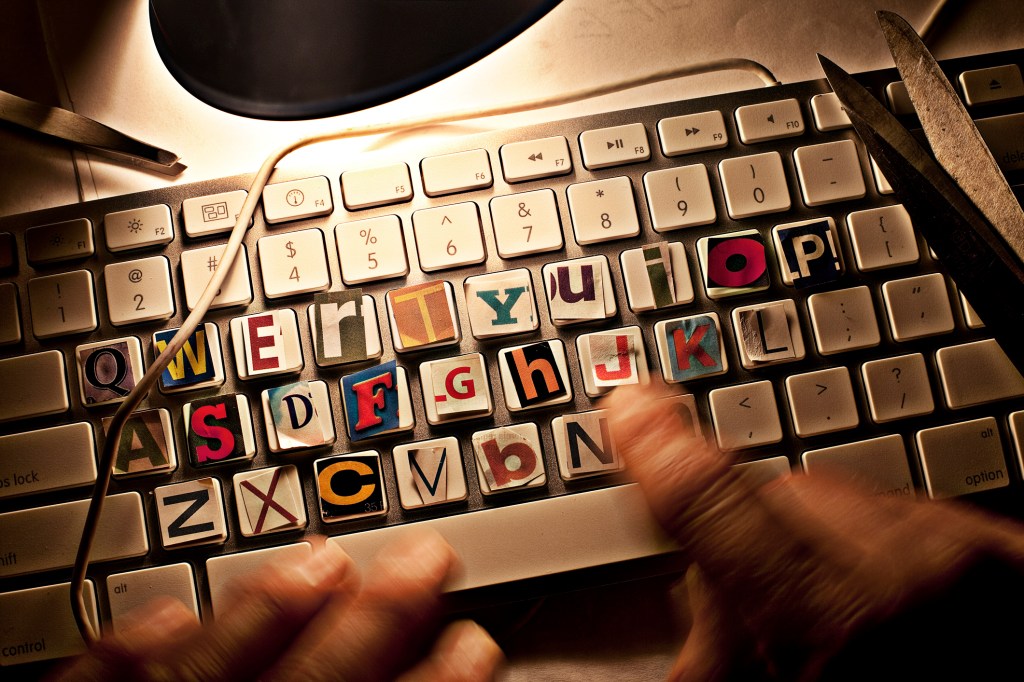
71, 56, 779, 642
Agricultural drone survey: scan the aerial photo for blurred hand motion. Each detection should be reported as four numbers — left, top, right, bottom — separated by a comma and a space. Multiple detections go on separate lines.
604, 383, 1024, 681
51, 530, 502, 682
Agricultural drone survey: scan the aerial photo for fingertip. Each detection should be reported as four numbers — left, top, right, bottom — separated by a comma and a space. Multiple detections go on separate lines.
292, 540, 358, 591
437, 621, 504, 681
117, 596, 198, 641
373, 528, 458, 590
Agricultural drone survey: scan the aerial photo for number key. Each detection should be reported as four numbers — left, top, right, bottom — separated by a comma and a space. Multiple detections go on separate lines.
257, 228, 330, 298
412, 202, 486, 272
719, 152, 791, 219
336, 215, 409, 284
489, 189, 563, 258
643, 165, 716, 232
27, 270, 98, 338
567, 177, 640, 245
104, 256, 175, 325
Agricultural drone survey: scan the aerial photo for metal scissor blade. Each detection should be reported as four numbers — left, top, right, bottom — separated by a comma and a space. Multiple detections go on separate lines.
877, 10, 1024, 263
818, 53, 1024, 372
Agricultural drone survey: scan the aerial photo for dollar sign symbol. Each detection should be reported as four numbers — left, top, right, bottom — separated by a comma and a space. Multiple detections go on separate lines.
285, 240, 296, 258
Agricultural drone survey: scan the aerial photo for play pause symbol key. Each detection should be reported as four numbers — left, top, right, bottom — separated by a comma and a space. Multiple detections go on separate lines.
580, 123, 650, 170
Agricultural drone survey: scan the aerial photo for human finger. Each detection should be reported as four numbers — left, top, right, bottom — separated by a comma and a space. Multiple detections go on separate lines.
264, 528, 458, 682
396, 620, 504, 682
49, 597, 201, 681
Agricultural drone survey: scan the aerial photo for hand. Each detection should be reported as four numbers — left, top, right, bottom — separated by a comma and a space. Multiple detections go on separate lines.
53, 530, 502, 682
604, 384, 1024, 681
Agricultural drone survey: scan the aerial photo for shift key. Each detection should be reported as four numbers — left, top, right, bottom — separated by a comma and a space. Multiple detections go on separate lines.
0, 423, 97, 499
0, 492, 148, 578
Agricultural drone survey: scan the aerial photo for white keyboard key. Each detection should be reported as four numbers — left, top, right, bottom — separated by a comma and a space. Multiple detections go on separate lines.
107, 563, 199, 632
731, 299, 806, 369
0, 492, 148, 577
0, 351, 69, 423
489, 189, 563, 257
579, 122, 650, 169
207, 543, 311, 618
735, 98, 805, 143
975, 113, 1024, 174
257, 228, 330, 298
421, 149, 492, 196
104, 255, 175, 325
0, 282, 21, 346
566, 176, 640, 244
182, 189, 251, 237
936, 339, 1024, 409
180, 243, 253, 310
412, 201, 486, 271
419, 353, 494, 424
785, 367, 859, 437
770, 217, 843, 287
0, 422, 96, 499
336, 215, 409, 284
499, 136, 572, 183
262, 175, 333, 224
657, 110, 728, 155
846, 204, 919, 271
0, 582, 98, 665
709, 381, 783, 451
155, 478, 227, 549
230, 308, 304, 379
643, 165, 717, 232
802, 434, 914, 498
810, 92, 852, 131
25, 218, 94, 264
552, 409, 624, 480
807, 286, 880, 354
653, 312, 729, 384
862, 353, 935, 423
620, 241, 694, 313
917, 417, 1009, 499
341, 163, 413, 210
719, 152, 791, 219
74, 336, 145, 407
104, 204, 174, 252
881, 273, 954, 341
885, 81, 915, 115
542, 255, 618, 326
732, 456, 792, 486
960, 292, 984, 328
959, 64, 1024, 105
870, 156, 894, 194
27, 270, 98, 338
793, 139, 866, 206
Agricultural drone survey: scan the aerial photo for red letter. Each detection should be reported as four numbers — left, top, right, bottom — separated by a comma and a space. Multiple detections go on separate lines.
672, 324, 715, 370
445, 366, 476, 400
247, 314, 278, 371
593, 335, 633, 381
480, 438, 537, 487
352, 372, 393, 430
191, 403, 235, 462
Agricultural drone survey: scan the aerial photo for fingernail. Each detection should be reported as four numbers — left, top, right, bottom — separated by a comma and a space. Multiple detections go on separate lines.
293, 541, 354, 589
444, 621, 503, 678
119, 597, 198, 640
376, 528, 454, 585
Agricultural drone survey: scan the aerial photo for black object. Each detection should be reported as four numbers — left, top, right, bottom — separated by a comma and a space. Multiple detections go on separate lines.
149, 0, 561, 120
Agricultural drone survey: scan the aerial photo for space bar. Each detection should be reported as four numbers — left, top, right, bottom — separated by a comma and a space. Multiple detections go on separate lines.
329, 484, 675, 590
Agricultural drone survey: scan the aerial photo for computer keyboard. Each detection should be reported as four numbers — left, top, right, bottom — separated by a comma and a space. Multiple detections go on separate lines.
2, 47, 1024, 669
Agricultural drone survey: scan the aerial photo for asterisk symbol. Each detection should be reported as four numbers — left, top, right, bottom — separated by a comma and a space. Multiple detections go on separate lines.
595, 189, 605, 198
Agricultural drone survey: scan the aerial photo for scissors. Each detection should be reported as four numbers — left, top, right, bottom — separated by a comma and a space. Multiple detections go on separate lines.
818, 11, 1024, 373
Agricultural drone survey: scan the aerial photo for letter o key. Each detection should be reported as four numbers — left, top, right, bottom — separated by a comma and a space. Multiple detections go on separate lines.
318, 460, 375, 506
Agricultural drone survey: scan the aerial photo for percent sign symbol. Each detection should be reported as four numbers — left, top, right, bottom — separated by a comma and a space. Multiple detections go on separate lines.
360, 229, 378, 245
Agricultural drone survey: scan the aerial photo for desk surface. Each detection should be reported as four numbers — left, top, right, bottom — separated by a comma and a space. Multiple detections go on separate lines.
1, 0, 1023, 678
